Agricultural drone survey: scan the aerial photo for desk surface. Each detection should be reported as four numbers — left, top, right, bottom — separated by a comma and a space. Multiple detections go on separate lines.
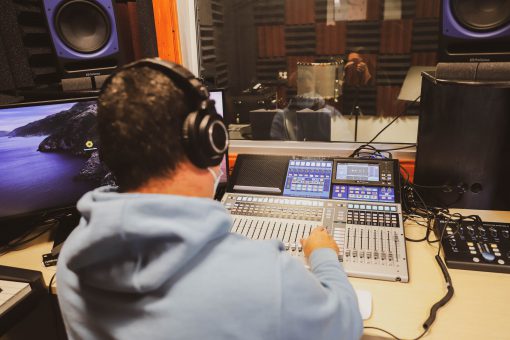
1, 209, 509, 340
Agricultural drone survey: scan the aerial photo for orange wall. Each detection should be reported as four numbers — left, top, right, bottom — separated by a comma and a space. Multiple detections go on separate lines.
152, 0, 182, 63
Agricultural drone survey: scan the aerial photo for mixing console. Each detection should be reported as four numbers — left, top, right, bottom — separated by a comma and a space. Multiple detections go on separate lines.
223, 193, 409, 282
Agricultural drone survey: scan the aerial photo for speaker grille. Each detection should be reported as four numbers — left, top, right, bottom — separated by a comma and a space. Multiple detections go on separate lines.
55, 0, 111, 53
234, 157, 289, 188
451, 0, 510, 32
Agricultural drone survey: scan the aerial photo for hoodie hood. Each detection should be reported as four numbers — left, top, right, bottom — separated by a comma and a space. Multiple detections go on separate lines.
63, 186, 232, 294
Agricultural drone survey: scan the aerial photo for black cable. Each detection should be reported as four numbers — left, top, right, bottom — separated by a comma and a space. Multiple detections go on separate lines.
423, 255, 454, 330
363, 326, 428, 340
0, 221, 58, 256
377, 144, 417, 152
349, 95, 421, 158
48, 272, 56, 295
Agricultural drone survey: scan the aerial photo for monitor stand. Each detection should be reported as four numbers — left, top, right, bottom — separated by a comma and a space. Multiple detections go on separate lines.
42, 210, 80, 267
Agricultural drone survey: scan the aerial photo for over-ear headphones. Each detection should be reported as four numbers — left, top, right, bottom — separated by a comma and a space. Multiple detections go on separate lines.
100, 58, 229, 168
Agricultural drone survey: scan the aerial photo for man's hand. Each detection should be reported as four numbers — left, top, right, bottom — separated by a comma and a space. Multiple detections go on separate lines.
301, 227, 340, 259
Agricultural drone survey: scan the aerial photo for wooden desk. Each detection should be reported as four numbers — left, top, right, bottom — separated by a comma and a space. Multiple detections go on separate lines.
0, 232, 55, 293
358, 209, 510, 340
1, 210, 509, 339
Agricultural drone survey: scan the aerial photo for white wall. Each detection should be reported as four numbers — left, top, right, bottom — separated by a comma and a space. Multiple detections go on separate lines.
176, 0, 199, 75
331, 115, 419, 144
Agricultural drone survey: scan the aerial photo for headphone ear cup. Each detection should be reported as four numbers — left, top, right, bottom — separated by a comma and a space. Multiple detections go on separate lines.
182, 111, 204, 168
182, 110, 228, 168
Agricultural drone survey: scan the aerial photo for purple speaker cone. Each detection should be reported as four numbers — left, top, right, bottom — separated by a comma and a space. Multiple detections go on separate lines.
43, 0, 118, 61
443, 0, 510, 39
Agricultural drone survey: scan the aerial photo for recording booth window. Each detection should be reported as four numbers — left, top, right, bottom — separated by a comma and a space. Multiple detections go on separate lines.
195, 0, 437, 145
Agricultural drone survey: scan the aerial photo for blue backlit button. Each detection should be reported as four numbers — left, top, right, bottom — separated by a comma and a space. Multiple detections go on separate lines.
378, 206, 384, 211
390, 206, 397, 212
348, 204, 354, 209
366, 205, 372, 210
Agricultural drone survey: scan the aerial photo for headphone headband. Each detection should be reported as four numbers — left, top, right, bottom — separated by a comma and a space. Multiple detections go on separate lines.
101, 58, 209, 110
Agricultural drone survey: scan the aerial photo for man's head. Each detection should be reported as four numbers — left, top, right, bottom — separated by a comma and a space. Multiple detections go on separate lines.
97, 65, 190, 192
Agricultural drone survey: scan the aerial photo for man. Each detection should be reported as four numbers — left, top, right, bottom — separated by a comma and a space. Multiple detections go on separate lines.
344, 52, 373, 87
57, 60, 363, 340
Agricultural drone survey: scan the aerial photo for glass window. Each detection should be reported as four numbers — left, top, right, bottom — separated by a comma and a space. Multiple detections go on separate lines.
196, 0, 439, 144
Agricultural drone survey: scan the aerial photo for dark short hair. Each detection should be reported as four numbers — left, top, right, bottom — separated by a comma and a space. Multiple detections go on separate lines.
97, 66, 190, 191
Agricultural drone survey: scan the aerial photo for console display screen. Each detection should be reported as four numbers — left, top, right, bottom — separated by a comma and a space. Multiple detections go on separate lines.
336, 162, 379, 182
331, 185, 395, 203
284, 160, 333, 199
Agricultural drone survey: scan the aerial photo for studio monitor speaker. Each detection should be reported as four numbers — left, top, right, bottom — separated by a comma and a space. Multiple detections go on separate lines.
42, 0, 120, 79
440, 0, 510, 62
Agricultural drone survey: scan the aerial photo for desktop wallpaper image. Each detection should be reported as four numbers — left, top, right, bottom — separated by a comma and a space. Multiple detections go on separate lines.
0, 101, 111, 217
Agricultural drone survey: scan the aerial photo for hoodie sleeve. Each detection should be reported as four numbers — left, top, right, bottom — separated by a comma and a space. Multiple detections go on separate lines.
280, 248, 363, 340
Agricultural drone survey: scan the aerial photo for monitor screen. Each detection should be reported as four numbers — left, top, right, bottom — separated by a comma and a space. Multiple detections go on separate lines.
0, 99, 105, 219
210, 90, 228, 183
283, 159, 333, 199
336, 162, 380, 182
210, 90, 224, 117
0, 93, 229, 219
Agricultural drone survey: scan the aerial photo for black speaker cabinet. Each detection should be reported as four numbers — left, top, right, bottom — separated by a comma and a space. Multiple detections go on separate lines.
42, 0, 120, 78
440, 0, 510, 62
414, 72, 510, 210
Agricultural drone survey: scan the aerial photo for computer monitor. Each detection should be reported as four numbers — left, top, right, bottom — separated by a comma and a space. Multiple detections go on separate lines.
0, 91, 229, 221
209, 89, 228, 184
0, 98, 104, 220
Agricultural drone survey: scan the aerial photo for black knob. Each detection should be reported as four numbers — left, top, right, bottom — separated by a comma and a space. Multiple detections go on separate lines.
489, 227, 498, 238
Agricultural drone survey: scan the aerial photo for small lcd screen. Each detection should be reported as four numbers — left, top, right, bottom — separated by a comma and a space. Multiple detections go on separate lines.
331, 185, 395, 203
284, 160, 333, 199
336, 162, 380, 182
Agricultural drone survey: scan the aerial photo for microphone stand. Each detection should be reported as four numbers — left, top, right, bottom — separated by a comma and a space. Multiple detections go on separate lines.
348, 69, 364, 142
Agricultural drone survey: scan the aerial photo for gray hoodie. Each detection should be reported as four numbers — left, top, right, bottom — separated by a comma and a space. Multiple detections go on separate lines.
57, 186, 363, 340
